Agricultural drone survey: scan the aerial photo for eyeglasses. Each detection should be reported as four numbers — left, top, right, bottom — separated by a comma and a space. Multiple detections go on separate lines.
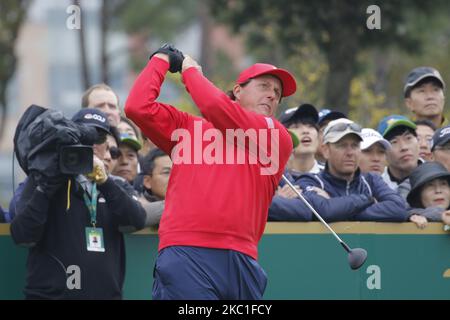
327, 122, 362, 134
109, 147, 121, 159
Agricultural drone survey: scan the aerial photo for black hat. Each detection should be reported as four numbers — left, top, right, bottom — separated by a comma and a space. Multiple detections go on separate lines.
317, 108, 347, 127
407, 162, 450, 208
279, 103, 319, 127
404, 67, 445, 96
72, 108, 111, 135
431, 125, 450, 152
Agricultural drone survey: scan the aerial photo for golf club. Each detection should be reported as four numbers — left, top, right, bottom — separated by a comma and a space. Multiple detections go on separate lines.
281, 175, 367, 270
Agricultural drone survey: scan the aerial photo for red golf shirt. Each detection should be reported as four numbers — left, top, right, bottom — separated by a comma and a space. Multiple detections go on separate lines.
125, 57, 292, 259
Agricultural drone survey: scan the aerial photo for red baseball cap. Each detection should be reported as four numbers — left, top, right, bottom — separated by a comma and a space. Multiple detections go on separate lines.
236, 63, 297, 97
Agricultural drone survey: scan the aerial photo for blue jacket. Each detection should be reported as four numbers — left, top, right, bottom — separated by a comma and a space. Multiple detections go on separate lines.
7, 181, 26, 223
269, 169, 318, 221
270, 165, 408, 222
268, 169, 312, 221
296, 166, 408, 222
268, 167, 374, 221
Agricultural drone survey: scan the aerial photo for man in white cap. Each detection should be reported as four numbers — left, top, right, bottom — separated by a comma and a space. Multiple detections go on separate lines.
295, 118, 408, 222
359, 128, 391, 175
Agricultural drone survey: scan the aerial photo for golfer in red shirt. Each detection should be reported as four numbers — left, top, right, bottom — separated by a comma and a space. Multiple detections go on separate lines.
125, 45, 297, 299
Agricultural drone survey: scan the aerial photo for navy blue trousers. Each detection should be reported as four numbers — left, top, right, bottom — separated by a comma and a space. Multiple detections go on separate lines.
152, 246, 267, 300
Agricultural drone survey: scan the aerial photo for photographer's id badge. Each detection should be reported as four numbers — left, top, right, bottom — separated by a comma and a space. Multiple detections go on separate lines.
85, 227, 105, 252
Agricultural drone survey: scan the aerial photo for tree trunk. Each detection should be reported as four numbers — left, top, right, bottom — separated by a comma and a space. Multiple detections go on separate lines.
324, 27, 358, 116
198, 0, 213, 77
73, 0, 90, 90
0, 91, 7, 144
0, 0, 30, 142
100, 0, 109, 84
0, 54, 15, 143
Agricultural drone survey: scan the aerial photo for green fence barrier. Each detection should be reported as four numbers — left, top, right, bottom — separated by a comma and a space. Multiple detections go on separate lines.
1, 222, 449, 299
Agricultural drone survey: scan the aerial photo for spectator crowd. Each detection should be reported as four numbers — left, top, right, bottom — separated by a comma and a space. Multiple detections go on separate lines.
1, 56, 450, 299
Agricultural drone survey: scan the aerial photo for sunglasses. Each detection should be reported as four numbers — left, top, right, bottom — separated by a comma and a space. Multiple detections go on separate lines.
327, 122, 362, 134
109, 147, 121, 160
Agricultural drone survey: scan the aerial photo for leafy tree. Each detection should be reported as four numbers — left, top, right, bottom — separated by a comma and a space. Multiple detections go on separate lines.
112, 0, 214, 114
0, 0, 30, 141
112, 0, 198, 70
211, 0, 446, 115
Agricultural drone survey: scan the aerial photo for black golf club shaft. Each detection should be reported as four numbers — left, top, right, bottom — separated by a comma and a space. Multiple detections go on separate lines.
281, 175, 351, 253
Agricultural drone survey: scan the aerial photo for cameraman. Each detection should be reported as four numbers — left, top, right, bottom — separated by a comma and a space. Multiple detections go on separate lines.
10, 108, 146, 299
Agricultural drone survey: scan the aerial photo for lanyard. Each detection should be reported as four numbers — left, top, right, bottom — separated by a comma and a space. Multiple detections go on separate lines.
83, 182, 98, 227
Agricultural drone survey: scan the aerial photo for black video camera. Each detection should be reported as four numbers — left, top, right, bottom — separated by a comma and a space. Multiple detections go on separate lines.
14, 105, 98, 180
59, 144, 94, 175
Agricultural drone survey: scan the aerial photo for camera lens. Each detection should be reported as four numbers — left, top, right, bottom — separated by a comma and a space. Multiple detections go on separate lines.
63, 151, 80, 166
59, 145, 93, 175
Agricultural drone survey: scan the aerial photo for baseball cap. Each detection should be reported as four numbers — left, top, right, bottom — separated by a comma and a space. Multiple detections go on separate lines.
119, 132, 142, 151
377, 115, 416, 138
322, 118, 363, 144
404, 67, 445, 96
236, 63, 297, 97
431, 125, 450, 151
279, 103, 319, 126
72, 108, 111, 135
360, 128, 391, 151
318, 109, 347, 127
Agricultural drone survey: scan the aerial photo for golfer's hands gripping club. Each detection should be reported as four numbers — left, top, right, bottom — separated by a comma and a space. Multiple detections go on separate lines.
150, 43, 185, 73
182, 55, 203, 75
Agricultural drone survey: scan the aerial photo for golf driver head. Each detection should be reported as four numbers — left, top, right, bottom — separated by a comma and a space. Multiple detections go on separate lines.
348, 248, 367, 270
